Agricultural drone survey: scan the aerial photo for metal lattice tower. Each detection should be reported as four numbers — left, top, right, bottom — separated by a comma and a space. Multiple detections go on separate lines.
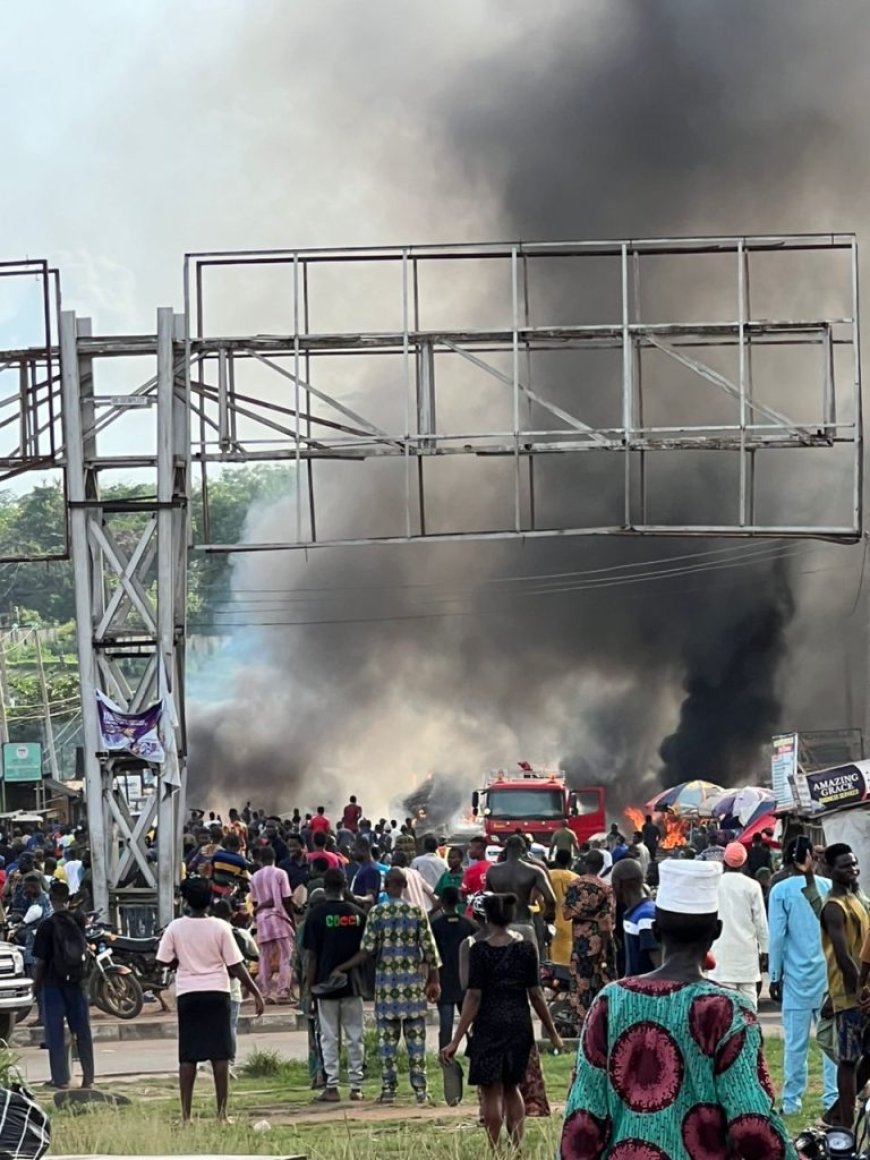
62, 309, 188, 925
0, 235, 861, 922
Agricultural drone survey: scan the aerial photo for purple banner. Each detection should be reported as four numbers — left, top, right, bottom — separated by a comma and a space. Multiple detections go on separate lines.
96, 691, 165, 763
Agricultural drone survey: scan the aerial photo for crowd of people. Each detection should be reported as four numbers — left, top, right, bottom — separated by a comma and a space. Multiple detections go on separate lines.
6, 799, 870, 1155
168, 800, 811, 1154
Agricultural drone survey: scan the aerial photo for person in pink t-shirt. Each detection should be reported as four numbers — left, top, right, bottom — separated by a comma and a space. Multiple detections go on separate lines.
158, 877, 263, 1122
249, 846, 296, 1003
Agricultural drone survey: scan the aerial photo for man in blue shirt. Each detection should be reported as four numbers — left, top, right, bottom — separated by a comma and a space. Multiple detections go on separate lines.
611, 858, 659, 975
768, 837, 837, 1117
350, 838, 383, 904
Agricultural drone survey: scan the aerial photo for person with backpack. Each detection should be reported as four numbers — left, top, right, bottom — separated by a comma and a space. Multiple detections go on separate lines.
32, 879, 94, 1090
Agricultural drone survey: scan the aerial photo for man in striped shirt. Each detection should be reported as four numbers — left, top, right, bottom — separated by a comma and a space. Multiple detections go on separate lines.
210, 833, 250, 901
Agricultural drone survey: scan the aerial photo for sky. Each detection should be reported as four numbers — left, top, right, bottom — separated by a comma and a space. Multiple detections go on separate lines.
0, 2, 523, 330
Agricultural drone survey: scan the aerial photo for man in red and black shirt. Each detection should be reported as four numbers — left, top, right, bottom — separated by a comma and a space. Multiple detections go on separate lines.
309, 807, 331, 838
461, 836, 494, 901
341, 796, 362, 834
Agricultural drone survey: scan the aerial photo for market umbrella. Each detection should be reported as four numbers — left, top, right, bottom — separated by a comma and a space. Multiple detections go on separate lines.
706, 789, 739, 819
741, 799, 778, 832
711, 786, 775, 825
650, 780, 725, 816
738, 811, 781, 848
644, 788, 672, 813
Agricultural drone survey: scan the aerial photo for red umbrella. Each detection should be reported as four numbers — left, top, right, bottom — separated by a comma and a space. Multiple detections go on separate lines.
738, 812, 780, 849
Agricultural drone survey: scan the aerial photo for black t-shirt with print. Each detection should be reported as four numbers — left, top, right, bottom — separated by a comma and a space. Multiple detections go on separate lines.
302, 900, 366, 1000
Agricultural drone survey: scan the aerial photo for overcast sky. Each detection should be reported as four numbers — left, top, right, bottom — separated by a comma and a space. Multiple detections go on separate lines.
0, 1, 531, 332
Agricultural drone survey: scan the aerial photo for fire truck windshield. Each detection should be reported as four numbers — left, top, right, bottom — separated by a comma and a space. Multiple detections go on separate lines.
487, 788, 564, 820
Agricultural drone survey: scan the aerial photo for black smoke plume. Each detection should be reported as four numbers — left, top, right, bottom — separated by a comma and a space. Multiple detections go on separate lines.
188, 1, 867, 815
658, 560, 796, 785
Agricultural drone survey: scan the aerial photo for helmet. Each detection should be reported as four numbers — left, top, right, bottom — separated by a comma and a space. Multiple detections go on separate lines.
470, 892, 491, 920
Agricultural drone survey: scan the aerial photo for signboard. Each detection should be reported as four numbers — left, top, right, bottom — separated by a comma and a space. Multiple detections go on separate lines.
804, 760, 870, 812
799, 729, 864, 772
771, 733, 798, 808
2, 743, 43, 783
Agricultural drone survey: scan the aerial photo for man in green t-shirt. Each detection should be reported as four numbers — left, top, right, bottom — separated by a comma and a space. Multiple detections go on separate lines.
434, 847, 464, 899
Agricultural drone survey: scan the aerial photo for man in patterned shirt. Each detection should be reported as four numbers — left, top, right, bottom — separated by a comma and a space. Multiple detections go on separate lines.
335, 866, 441, 1104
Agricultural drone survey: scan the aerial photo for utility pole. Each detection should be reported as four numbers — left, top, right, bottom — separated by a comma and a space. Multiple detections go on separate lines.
34, 628, 58, 808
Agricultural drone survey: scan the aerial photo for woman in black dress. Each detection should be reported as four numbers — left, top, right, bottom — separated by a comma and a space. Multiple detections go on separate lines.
441, 893, 563, 1150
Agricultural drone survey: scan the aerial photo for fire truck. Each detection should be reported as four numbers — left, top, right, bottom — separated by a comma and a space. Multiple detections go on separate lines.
471, 765, 606, 846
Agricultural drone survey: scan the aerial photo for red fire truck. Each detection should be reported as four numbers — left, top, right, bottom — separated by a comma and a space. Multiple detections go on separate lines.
471, 765, 606, 846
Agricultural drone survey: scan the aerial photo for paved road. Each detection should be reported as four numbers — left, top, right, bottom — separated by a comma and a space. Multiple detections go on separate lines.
14, 1027, 450, 1086
15, 1002, 785, 1086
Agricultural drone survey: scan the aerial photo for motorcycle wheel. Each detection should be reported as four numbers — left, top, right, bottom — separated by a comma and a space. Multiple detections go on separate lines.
93, 970, 144, 1020
549, 997, 578, 1039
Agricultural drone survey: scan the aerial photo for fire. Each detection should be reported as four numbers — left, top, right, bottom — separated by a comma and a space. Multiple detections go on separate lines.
624, 806, 689, 850
660, 814, 690, 850
624, 807, 645, 833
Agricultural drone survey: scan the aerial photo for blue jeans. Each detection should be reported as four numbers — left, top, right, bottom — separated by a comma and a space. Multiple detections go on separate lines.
43, 983, 94, 1087
782, 1006, 838, 1113
437, 1002, 461, 1051
229, 999, 241, 1062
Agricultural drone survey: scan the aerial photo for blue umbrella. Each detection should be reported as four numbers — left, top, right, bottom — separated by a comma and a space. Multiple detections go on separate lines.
712, 787, 774, 824
710, 790, 740, 819
653, 780, 724, 815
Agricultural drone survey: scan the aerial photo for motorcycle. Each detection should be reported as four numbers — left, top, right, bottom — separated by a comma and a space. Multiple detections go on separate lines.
99, 930, 171, 1011
84, 917, 144, 1020
796, 1097, 870, 1159
539, 959, 577, 1039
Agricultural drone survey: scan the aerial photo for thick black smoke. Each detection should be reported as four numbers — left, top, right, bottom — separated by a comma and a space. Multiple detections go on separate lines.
188, 1, 868, 815
658, 560, 796, 785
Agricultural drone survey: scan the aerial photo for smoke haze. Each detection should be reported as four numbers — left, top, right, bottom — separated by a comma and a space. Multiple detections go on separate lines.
187, 0, 870, 818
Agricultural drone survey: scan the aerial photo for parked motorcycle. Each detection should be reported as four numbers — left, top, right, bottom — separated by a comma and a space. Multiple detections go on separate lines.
83, 918, 144, 1020
100, 930, 171, 1011
796, 1097, 870, 1159
539, 959, 576, 1039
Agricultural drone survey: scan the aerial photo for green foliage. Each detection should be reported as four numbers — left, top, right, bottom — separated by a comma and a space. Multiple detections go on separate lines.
238, 1047, 290, 1078
0, 469, 290, 744
0, 466, 291, 631
0, 1044, 21, 1088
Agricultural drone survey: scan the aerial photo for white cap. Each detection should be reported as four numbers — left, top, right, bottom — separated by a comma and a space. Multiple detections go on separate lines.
656, 859, 722, 915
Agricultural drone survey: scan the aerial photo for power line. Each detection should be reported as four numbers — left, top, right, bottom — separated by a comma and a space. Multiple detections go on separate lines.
188, 542, 814, 629
206, 541, 811, 610
190, 538, 795, 596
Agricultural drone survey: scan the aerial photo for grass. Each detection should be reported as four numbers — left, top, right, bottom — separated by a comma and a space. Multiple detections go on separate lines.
239, 1048, 288, 1079
44, 1036, 825, 1158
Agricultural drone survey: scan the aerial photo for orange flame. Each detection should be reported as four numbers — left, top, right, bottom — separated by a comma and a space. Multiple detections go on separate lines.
624, 806, 689, 850
660, 814, 690, 850
624, 807, 645, 833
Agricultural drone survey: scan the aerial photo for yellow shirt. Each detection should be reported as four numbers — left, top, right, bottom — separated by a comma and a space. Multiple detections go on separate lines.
823, 892, 870, 1011
549, 868, 580, 966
